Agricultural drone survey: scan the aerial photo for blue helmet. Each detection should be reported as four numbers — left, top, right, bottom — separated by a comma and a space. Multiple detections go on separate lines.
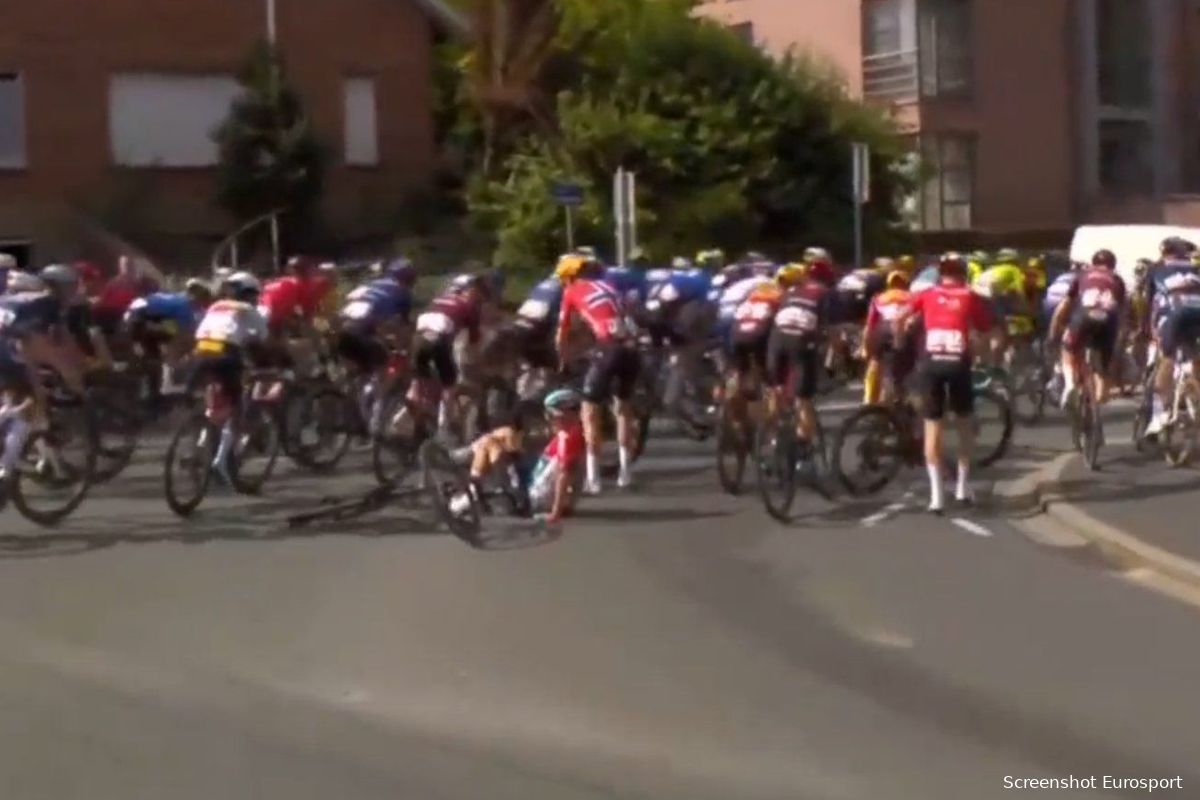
543, 388, 582, 416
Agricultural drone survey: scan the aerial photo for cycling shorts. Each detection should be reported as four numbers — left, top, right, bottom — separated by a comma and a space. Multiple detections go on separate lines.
1064, 310, 1119, 370
1158, 303, 1200, 360
919, 357, 972, 420
413, 334, 458, 388
188, 345, 245, 404
511, 320, 557, 370
729, 331, 769, 376
766, 331, 819, 399
832, 291, 870, 325
644, 299, 715, 348
866, 324, 916, 386
336, 327, 389, 373
582, 341, 640, 404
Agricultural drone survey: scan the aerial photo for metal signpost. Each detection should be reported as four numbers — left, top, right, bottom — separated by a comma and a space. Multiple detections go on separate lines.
851, 142, 871, 270
551, 182, 584, 251
612, 168, 637, 266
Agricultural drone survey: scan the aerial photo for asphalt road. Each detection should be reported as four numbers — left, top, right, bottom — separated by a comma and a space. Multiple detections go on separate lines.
0, 400, 1196, 799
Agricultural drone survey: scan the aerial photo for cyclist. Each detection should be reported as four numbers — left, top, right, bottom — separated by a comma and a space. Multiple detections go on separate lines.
123, 278, 215, 395
696, 249, 726, 272
259, 256, 335, 376
967, 250, 991, 284
972, 250, 1028, 367
500, 270, 563, 395
830, 250, 884, 367
642, 260, 714, 411
604, 250, 650, 310
910, 260, 941, 295
529, 387, 587, 522
1143, 237, 1200, 436
335, 258, 417, 433
724, 266, 786, 433
190, 272, 269, 483
896, 254, 918, 277
412, 272, 489, 433
900, 252, 992, 513
767, 258, 836, 448
862, 270, 915, 405
555, 253, 640, 493
1050, 249, 1127, 409
91, 256, 157, 341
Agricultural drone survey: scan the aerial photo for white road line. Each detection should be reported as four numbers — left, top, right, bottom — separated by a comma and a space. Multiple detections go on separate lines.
951, 517, 994, 538
861, 501, 908, 527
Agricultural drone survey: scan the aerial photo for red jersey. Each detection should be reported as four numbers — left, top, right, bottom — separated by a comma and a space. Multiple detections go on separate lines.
558, 279, 632, 344
732, 283, 783, 339
93, 277, 146, 316
545, 421, 585, 470
907, 281, 991, 360
865, 288, 911, 336
416, 292, 481, 344
1068, 268, 1126, 320
259, 277, 304, 330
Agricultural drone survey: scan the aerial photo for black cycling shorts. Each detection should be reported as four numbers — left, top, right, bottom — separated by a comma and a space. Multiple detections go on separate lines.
866, 324, 917, 386
414, 335, 458, 388
646, 299, 715, 348
920, 357, 973, 421
766, 331, 819, 399
1065, 310, 1119, 370
336, 327, 389, 373
729, 331, 769, 375
1158, 303, 1200, 360
128, 316, 176, 361
833, 291, 871, 325
512, 320, 557, 370
582, 341, 640, 403
188, 347, 245, 404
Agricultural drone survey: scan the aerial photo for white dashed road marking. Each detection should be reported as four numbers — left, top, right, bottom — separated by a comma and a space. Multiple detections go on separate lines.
951, 517, 994, 538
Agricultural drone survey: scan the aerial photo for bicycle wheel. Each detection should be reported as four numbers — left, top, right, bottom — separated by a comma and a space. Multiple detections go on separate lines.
230, 402, 280, 495
832, 405, 905, 497
9, 418, 96, 527
90, 396, 142, 483
754, 415, 798, 522
972, 389, 1013, 468
421, 440, 482, 543
163, 413, 215, 518
287, 387, 352, 472
1163, 382, 1200, 467
1080, 392, 1103, 471
715, 408, 751, 496
371, 396, 422, 486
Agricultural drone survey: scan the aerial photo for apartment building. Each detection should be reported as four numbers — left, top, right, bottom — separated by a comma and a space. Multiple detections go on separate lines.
0, 0, 465, 266
697, 0, 1200, 242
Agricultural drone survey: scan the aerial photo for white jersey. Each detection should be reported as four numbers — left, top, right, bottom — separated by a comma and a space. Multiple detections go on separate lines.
194, 299, 267, 348
718, 277, 771, 320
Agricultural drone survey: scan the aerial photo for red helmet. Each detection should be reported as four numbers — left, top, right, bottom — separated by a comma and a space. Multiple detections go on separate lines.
1091, 249, 1117, 270
73, 260, 103, 286
287, 255, 318, 276
806, 260, 835, 285
938, 252, 967, 277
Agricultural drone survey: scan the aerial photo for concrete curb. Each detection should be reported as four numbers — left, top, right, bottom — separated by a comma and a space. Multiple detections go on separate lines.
993, 452, 1200, 589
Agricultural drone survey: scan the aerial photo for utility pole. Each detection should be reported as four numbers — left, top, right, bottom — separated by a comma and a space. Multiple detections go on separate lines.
266, 0, 277, 44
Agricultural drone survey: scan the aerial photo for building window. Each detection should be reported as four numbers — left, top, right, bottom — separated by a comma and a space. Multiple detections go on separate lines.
109, 74, 241, 167
1099, 119, 1153, 194
343, 78, 379, 167
0, 73, 26, 169
1096, 0, 1151, 110
918, 0, 972, 98
919, 134, 974, 230
864, 0, 902, 56
729, 22, 754, 45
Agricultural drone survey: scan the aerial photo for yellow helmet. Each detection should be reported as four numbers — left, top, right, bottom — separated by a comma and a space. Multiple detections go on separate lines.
1026, 255, 1045, 271
897, 254, 916, 273
886, 270, 910, 290
775, 263, 807, 288
554, 254, 588, 285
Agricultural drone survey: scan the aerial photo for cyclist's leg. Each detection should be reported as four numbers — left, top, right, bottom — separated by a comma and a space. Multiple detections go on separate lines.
947, 361, 975, 502
1094, 316, 1119, 404
580, 344, 614, 491
920, 359, 949, 511
611, 344, 641, 487
795, 342, 820, 443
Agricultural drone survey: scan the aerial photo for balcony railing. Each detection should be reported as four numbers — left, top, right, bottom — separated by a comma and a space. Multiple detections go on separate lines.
863, 49, 918, 103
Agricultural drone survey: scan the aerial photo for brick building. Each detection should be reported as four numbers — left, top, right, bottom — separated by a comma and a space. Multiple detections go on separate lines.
697, 0, 1200, 244
0, 0, 465, 266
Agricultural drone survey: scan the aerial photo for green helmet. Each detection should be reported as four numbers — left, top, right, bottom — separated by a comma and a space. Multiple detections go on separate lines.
995, 247, 1020, 264
969, 250, 991, 265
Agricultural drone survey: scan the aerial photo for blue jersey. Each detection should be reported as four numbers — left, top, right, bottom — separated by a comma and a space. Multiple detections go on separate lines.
1148, 260, 1200, 320
515, 277, 562, 328
911, 266, 940, 295
1042, 272, 1076, 318
0, 292, 61, 338
340, 279, 412, 330
125, 292, 199, 332
646, 269, 711, 308
603, 266, 649, 308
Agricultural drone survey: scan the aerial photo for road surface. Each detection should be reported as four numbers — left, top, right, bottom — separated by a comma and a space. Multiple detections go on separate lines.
0, 400, 1195, 799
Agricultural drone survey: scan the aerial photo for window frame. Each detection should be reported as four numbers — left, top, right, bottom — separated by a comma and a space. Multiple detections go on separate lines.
0, 72, 27, 170
917, 133, 975, 231
917, 0, 973, 100
108, 72, 242, 169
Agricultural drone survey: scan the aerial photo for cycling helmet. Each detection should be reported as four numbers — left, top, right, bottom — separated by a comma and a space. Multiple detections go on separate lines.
0, 254, 15, 270
938, 252, 968, 277
696, 249, 725, 270
224, 270, 261, 301
287, 255, 318, 275
1134, 258, 1153, 278
896, 254, 916, 273
574, 246, 598, 259
7, 270, 44, 294
40, 263, 80, 292
802, 246, 831, 266
555, 254, 588, 285
385, 257, 417, 286
543, 387, 583, 416
1160, 237, 1194, 259
184, 277, 213, 298
886, 270, 910, 290
995, 247, 1021, 264
670, 256, 693, 270
774, 263, 807, 288
872, 256, 895, 272
806, 259, 836, 285
1091, 248, 1117, 270
1026, 255, 1045, 270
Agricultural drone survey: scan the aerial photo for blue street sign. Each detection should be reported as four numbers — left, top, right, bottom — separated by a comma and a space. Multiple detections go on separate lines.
551, 182, 584, 207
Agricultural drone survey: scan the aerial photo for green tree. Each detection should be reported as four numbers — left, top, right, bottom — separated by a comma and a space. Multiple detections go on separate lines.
212, 41, 326, 240
459, 0, 914, 272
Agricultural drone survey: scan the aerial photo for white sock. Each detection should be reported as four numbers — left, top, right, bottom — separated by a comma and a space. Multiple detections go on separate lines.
927, 463, 944, 509
956, 462, 970, 500
2, 415, 29, 472
213, 423, 235, 468
1062, 371, 1075, 396
618, 445, 632, 474
437, 398, 449, 429
586, 451, 599, 484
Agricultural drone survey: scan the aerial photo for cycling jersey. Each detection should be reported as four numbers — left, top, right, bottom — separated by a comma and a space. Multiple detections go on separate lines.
259, 275, 330, 331
193, 300, 267, 351
911, 266, 940, 295
1148, 260, 1200, 321
94, 276, 153, 318
603, 266, 649, 308
339, 279, 412, 332
0, 292, 62, 339
973, 264, 1026, 299
416, 292, 482, 344
718, 276, 771, 326
125, 292, 201, 332
1068, 269, 1126, 322
836, 269, 885, 297
645, 269, 710, 312
774, 280, 834, 339
1043, 272, 1076, 317
558, 279, 634, 344
528, 420, 585, 512
908, 282, 992, 362
865, 288, 911, 336
731, 283, 783, 341
515, 278, 563, 330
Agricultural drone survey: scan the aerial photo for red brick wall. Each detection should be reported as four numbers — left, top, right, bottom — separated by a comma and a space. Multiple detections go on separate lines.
0, 0, 436, 248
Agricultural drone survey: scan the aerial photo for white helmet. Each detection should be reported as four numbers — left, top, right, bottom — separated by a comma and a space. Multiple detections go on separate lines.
0, 254, 16, 270
7, 270, 45, 294
223, 270, 261, 300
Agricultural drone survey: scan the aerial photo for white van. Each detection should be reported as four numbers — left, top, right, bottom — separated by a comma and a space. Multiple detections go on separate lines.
1069, 224, 1200, 286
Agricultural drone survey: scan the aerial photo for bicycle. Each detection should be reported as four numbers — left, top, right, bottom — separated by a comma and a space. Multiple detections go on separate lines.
832, 368, 1013, 497
1155, 348, 1200, 467
1003, 316, 1048, 424
1065, 346, 1106, 471
163, 368, 282, 517
754, 359, 830, 522
0, 397, 97, 526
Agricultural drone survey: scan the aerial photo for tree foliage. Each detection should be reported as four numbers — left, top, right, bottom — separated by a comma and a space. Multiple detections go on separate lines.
213, 42, 327, 233
455, 0, 914, 272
